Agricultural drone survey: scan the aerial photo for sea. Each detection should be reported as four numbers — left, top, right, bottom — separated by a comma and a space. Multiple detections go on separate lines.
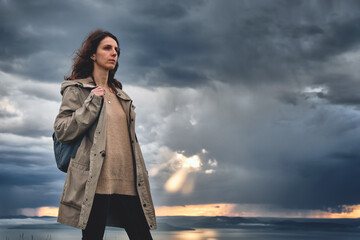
2, 228, 360, 240
1, 216, 360, 240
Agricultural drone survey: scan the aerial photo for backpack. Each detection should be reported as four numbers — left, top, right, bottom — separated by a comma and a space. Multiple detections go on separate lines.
52, 133, 82, 173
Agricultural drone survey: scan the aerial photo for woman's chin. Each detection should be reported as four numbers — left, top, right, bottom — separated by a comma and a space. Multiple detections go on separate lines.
104, 65, 116, 71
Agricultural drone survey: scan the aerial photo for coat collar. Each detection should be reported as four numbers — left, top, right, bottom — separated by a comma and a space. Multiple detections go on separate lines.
60, 77, 132, 101
60, 77, 96, 95
114, 87, 131, 101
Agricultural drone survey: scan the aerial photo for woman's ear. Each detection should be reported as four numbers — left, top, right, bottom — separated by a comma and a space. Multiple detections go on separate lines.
90, 54, 96, 61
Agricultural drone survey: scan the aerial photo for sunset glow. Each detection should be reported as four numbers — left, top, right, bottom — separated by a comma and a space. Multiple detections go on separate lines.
324, 205, 360, 218
19, 207, 58, 217
156, 204, 240, 216
181, 154, 201, 169
156, 203, 360, 218
164, 153, 203, 194
37, 207, 58, 217
18, 204, 360, 218
165, 169, 189, 193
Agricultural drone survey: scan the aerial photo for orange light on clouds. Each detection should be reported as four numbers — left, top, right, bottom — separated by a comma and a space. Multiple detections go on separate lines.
156, 203, 360, 218
156, 203, 241, 217
164, 153, 203, 194
37, 207, 58, 217
18, 204, 360, 218
182, 154, 201, 169
324, 204, 360, 218
165, 168, 189, 193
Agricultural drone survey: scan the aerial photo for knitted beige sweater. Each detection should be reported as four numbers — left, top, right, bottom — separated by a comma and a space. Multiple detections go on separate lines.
95, 91, 137, 196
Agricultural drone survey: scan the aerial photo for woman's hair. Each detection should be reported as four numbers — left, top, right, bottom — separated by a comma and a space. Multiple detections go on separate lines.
66, 29, 122, 90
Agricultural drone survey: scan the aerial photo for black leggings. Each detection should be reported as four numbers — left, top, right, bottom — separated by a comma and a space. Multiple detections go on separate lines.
82, 194, 153, 240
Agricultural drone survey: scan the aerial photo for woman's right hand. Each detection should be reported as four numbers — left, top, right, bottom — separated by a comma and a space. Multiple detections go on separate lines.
91, 86, 105, 98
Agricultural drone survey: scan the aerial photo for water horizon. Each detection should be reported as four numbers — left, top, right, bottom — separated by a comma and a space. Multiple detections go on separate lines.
2, 216, 360, 240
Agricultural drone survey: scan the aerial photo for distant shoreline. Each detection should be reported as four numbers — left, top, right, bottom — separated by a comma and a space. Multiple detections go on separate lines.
1, 216, 360, 232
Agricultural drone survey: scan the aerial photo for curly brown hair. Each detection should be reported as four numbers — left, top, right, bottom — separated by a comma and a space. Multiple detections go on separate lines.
66, 29, 122, 90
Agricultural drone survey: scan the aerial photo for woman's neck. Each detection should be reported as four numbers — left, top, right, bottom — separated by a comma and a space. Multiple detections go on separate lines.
92, 67, 109, 88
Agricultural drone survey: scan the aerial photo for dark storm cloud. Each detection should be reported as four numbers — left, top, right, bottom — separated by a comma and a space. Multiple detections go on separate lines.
0, 172, 62, 216
0, 137, 63, 214
142, 82, 360, 211
0, 0, 122, 81
0, 0, 327, 85
311, 17, 360, 60
312, 74, 360, 105
0, 167, 55, 186
119, 0, 360, 91
132, 1, 190, 19
0, 151, 49, 167
0, 0, 75, 58
2, 0, 360, 88
0, 134, 63, 215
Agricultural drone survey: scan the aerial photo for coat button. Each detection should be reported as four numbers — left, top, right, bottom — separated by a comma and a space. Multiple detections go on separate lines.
138, 183, 141, 186
131, 118, 134, 122
143, 203, 147, 207
149, 225, 152, 228
101, 152, 106, 157
131, 140, 134, 144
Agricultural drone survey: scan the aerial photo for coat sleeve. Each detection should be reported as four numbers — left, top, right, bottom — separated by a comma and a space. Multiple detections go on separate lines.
54, 86, 103, 143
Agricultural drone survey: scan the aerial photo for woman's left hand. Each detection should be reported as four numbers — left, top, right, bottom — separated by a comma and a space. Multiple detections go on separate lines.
91, 86, 105, 98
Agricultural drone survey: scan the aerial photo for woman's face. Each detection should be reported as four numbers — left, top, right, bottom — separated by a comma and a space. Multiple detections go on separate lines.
91, 36, 119, 71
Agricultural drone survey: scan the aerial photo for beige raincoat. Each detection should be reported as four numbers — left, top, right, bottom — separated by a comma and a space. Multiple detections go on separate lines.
54, 77, 156, 230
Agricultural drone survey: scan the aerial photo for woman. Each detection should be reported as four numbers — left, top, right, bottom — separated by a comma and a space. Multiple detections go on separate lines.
54, 30, 156, 240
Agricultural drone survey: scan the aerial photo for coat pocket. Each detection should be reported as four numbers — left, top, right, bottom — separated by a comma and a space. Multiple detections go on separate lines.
61, 165, 88, 210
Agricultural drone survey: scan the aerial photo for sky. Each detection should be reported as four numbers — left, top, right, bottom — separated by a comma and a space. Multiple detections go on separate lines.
2, 0, 360, 218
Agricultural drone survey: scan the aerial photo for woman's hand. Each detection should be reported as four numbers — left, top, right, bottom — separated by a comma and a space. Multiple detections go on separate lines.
91, 86, 105, 98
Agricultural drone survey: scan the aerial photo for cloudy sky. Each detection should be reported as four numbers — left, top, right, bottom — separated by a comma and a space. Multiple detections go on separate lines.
2, 0, 360, 218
